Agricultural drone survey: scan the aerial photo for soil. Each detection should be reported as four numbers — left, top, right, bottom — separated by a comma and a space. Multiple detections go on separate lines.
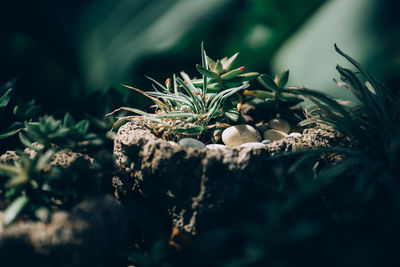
113, 119, 348, 235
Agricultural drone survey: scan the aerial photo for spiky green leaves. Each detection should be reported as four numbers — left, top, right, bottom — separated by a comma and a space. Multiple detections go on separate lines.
109, 43, 253, 140
20, 114, 102, 151
0, 80, 41, 140
0, 148, 98, 226
244, 70, 302, 105
287, 44, 400, 151
193, 43, 259, 93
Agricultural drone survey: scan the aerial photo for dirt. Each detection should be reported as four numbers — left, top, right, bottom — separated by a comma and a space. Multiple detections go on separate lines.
113, 119, 348, 235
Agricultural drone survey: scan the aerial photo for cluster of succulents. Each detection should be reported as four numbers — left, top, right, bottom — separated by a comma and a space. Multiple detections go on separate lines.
0, 146, 98, 226
109, 44, 262, 142
20, 113, 104, 152
0, 82, 112, 227
109, 44, 306, 146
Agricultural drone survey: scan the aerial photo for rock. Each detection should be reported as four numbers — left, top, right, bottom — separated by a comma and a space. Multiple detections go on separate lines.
222, 124, 262, 147
206, 144, 227, 150
240, 142, 265, 149
113, 120, 349, 235
0, 196, 132, 267
263, 129, 288, 141
289, 132, 302, 137
268, 118, 290, 134
262, 139, 272, 144
178, 138, 206, 149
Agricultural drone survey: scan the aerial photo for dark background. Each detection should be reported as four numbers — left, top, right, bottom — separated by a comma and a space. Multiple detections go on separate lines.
0, 0, 399, 116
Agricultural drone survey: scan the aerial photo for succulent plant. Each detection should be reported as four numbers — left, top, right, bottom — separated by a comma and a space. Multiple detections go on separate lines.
109, 44, 259, 141
0, 148, 97, 226
243, 70, 303, 106
19, 113, 103, 152
0, 80, 40, 141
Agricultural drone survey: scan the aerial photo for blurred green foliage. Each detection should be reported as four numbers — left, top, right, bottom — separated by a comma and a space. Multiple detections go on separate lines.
0, 0, 329, 113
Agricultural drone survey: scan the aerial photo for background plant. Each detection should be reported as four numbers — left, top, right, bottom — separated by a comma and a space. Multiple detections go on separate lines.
18, 113, 104, 152
0, 80, 40, 144
0, 148, 98, 226
287, 44, 400, 185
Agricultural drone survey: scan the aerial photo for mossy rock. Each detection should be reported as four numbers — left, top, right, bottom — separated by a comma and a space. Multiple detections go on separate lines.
113, 119, 347, 235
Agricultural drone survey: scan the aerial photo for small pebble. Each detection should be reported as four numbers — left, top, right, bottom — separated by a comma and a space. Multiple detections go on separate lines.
262, 139, 272, 144
222, 124, 262, 147
263, 129, 288, 141
289, 132, 302, 137
206, 144, 227, 150
178, 138, 206, 148
268, 118, 290, 134
240, 142, 266, 149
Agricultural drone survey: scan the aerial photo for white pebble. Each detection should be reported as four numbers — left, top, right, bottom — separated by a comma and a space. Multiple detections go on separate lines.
240, 142, 266, 149
289, 132, 302, 137
268, 118, 290, 134
263, 129, 288, 141
222, 124, 262, 147
206, 144, 227, 150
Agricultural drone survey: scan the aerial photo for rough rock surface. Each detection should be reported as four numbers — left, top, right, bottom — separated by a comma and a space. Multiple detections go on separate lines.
113, 119, 348, 235
0, 145, 94, 171
0, 196, 131, 267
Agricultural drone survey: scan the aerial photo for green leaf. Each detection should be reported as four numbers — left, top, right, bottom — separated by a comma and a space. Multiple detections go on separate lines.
207, 83, 220, 91
154, 112, 199, 119
0, 125, 23, 140
201, 42, 207, 69
201, 42, 208, 99
3, 196, 29, 226
63, 113, 75, 127
0, 88, 12, 108
206, 56, 216, 70
220, 67, 245, 80
35, 150, 55, 171
279, 92, 303, 102
223, 52, 239, 71
176, 76, 201, 113
220, 57, 228, 65
243, 89, 274, 99
18, 132, 39, 151
223, 106, 240, 122
214, 59, 224, 74
274, 70, 289, 88
73, 120, 90, 135
335, 44, 389, 100
196, 64, 219, 79
227, 72, 259, 83
258, 74, 279, 92
145, 76, 169, 94
24, 105, 41, 119
177, 126, 204, 135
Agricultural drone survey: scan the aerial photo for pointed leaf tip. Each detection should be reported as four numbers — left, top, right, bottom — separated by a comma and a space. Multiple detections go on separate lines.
274, 70, 289, 88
